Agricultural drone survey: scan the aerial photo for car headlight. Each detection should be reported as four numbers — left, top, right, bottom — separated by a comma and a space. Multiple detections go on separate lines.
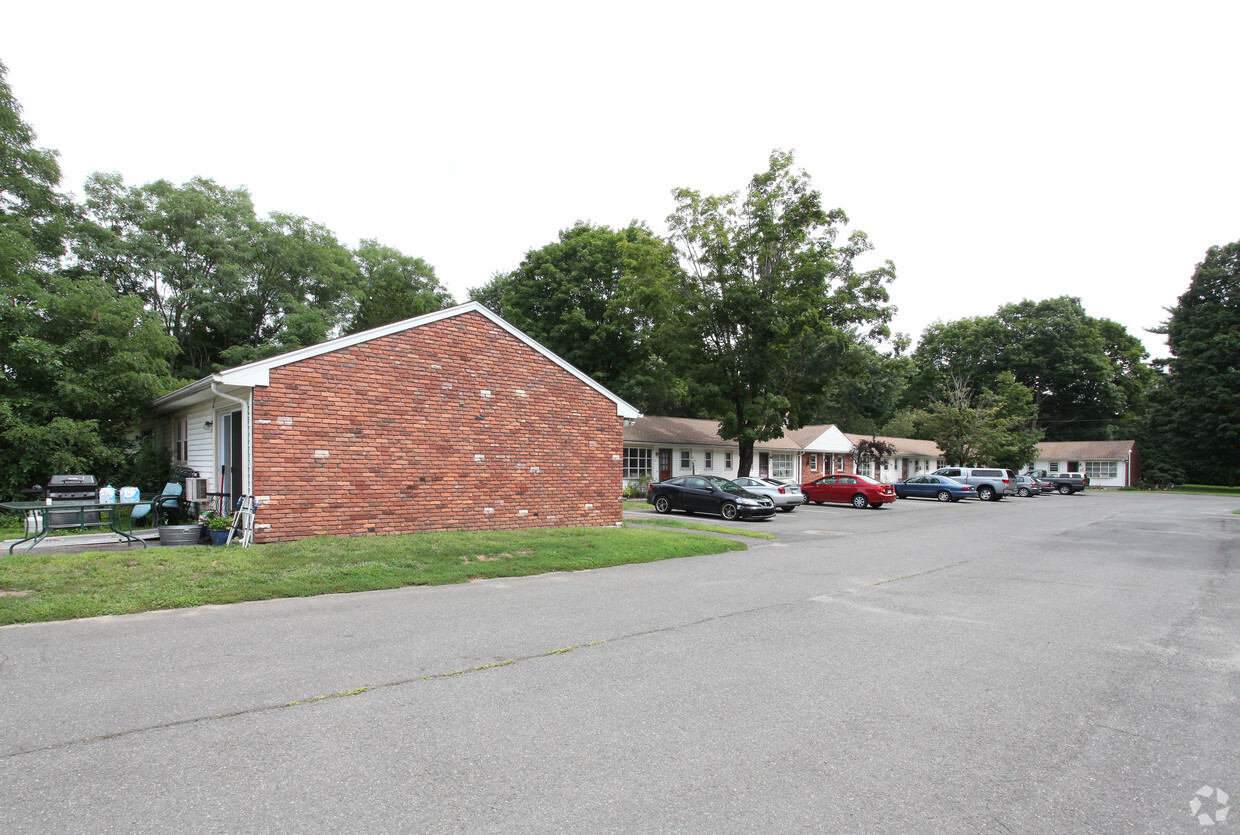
737, 497, 760, 506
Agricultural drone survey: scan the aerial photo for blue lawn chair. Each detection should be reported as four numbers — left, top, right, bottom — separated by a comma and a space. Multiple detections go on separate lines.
131, 483, 184, 527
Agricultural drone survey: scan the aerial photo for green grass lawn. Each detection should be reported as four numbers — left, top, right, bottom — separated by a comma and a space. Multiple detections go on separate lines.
0, 525, 748, 626
1119, 484, 1240, 496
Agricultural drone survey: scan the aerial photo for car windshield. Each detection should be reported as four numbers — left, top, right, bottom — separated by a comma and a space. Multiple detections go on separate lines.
705, 476, 747, 495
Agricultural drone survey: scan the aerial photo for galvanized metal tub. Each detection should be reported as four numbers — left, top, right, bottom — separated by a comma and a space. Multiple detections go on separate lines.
158, 524, 204, 546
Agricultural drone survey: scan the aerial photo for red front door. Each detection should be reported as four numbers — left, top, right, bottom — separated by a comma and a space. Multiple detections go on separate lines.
658, 449, 672, 482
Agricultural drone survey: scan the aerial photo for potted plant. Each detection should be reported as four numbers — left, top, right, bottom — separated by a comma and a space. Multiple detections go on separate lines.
201, 512, 234, 545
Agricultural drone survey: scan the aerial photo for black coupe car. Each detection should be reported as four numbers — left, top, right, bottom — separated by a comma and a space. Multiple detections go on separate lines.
646, 475, 776, 521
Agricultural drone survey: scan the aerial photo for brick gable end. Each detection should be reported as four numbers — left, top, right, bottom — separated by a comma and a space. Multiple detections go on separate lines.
251, 312, 622, 541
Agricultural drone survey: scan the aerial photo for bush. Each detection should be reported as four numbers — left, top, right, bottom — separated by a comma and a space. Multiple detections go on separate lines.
622, 474, 653, 499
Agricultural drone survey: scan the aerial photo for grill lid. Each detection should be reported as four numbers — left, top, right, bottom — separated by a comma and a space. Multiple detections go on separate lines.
46, 475, 99, 499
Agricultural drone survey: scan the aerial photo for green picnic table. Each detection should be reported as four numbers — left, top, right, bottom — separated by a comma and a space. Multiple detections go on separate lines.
1, 498, 152, 554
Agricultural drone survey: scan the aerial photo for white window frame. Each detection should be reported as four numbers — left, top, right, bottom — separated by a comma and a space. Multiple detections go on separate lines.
770, 453, 793, 479
809, 453, 819, 471
174, 417, 189, 463
623, 448, 652, 479
857, 461, 873, 476
680, 450, 691, 470
1084, 461, 1117, 480
724, 452, 733, 469
704, 451, 713, 470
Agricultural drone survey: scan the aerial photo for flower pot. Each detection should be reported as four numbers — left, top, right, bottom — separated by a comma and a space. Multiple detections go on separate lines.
159, 524, 204, 546
209, 530, 230, 545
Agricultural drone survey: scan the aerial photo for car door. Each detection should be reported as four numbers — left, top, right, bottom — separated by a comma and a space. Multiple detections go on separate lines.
804, 475, 837, 503
681, 476, 717, 513
903, 476, 930, 498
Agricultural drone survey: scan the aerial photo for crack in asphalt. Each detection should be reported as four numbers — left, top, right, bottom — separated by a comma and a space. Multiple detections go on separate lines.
0, 558, 974, 761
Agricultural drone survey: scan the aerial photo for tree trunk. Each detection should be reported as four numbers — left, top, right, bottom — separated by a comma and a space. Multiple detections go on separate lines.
737, 442, 755, 477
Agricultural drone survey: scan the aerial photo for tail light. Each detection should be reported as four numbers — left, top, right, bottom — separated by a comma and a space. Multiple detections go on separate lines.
777, 487, 786, 494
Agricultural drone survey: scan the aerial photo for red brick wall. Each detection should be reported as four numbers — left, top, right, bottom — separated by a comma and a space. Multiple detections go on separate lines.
250, 312, 623, 542
801, 452, 855, 479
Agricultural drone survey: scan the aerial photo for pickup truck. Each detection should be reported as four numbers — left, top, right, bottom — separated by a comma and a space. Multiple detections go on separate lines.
1026, 470, 1090, 494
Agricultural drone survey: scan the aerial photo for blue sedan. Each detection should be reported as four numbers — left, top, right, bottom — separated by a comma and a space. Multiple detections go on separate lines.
892, 475, 975, 502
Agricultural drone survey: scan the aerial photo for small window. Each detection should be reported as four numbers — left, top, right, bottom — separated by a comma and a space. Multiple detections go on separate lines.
1049, 462, 1059, 472
704, 451, 713, 470
174, 417, 189, 463
809, 453, 819, 471
680, 450, 691, 470
724, 452, 733, 469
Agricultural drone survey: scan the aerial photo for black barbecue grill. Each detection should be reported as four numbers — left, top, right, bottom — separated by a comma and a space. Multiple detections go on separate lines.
46, 474, 100, 526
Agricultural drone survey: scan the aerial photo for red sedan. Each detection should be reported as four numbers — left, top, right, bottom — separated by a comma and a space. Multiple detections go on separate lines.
801, 473, 898, 508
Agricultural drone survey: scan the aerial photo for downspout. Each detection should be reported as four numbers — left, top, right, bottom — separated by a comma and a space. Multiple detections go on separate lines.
211, 382, 251, 497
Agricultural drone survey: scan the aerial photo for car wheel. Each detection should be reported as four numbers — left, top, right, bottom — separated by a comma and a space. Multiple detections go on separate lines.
936, 490, 951, 502
1058, 484, 1071, 494
720, 502, 739, 520
654, 496, 671, 514
1018, 487, 1030, 497
851, 494, 868, 509
778, 506, 794, 513
977, 485, 994, 501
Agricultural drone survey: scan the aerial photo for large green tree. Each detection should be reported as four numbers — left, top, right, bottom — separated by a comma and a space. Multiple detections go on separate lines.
73, 174, 386, 377
0, 61, 177, 495
1160, 241, 1240, 484
346, 239, 454, 334
666, 150, 895, 474
915, 373, 1040, 469
469, 221, 687, 413
816, 335, 914, 434
911, 297, 1155, 441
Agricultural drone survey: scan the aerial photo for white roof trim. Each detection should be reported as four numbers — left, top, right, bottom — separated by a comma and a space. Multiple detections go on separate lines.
800, 425, 855, 453
155, 302, 642, 419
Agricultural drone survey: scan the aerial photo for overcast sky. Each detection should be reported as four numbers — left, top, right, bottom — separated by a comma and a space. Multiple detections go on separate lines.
5, 2, 1238, 359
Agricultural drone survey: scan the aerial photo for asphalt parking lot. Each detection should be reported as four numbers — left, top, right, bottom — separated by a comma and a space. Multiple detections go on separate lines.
1, 491, 1236, 832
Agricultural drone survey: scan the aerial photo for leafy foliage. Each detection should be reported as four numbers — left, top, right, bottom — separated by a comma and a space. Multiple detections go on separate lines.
854, 437, 898, 472
911, 297, 1156, 441
72, 174, 380, 377
347, 239, 454, 334
666, 150, 895, 474
470, 221, 687, 412
915, 373, 1041, 469
0, 61, 178, 496
1160, 241, 1240, 484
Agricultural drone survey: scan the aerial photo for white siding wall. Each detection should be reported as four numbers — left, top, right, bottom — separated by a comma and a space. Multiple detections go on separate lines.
158, 403, 220, 492
673, 446, 738, 478
1030, 457, 1130, 488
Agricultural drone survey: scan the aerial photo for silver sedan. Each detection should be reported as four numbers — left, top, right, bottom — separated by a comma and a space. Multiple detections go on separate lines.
731, 476, 803, 512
